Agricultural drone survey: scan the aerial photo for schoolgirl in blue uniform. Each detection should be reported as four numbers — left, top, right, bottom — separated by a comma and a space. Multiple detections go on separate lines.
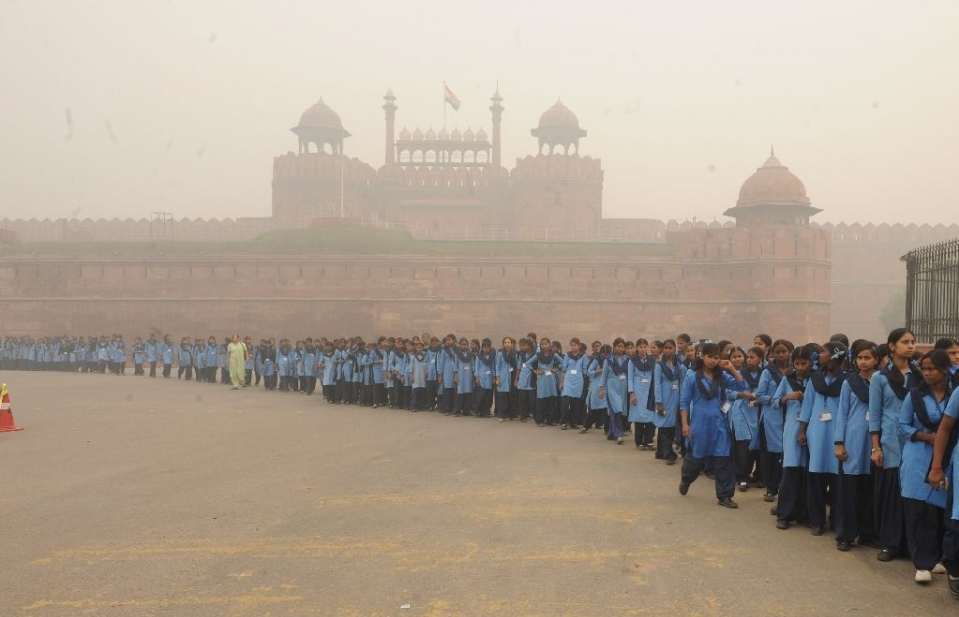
494, 337, 517, 422
177, 338, 193, 380
132, 337, 145, 376
772, 345, 814, 528
516, 338, 536, 423
653, 339, 684, 464
678, 342, 746, 507
599, 338, 630, 444
583, 344, 611, 433
318, 341, 337, 402
834, 341, 880, 551
203, 337, 218, 383
438, 335, 457, 415
928, 373, 959, 595
728, 347, 762, 490
798, 342, 848, 536
629, 339, 657, 449
145, 334, 158, 377
560, 338, 588, 429
755, 340, 794, 502
898, 350, 950, 583
427, 337, 441, 411
389, 340, 409, 409
368, 337, 387, 408
528, 338, 562, 427
472, 339, 496, 417
453, 337, 475, 416
869, 327, 919, 562
161, 335, 174, 378
218, 337, 231, 385
408, 340, 429, 411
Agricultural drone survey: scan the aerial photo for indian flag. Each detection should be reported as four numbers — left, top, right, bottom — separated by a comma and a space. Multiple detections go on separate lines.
444, 82, 461, 111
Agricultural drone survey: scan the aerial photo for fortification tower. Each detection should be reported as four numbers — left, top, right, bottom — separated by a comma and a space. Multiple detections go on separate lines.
272, 98, 377, 228
371, 88, 510, 236
510, 100, 603, 235
723, 148, 822, 226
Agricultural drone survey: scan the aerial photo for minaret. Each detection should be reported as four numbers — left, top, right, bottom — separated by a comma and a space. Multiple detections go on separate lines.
383, 89, 397, 166
490, 86, 503, 172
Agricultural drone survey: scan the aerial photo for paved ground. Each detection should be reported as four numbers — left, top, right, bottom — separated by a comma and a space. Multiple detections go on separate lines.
0, 372, 956, 616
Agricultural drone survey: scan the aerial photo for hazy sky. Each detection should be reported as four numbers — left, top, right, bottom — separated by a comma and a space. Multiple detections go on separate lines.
1, 1, 957, 225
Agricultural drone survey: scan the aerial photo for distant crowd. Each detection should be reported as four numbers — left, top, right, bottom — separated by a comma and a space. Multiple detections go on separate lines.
3, 329, 959, 595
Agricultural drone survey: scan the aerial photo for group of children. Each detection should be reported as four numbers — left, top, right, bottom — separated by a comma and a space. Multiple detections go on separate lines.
5, 327, 959, 595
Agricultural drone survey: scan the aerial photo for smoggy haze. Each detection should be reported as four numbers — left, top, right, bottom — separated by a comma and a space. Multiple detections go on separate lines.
1, 0, 956, 225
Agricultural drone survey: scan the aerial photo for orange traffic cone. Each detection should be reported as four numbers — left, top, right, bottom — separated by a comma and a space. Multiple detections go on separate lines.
0, 384, 23, 432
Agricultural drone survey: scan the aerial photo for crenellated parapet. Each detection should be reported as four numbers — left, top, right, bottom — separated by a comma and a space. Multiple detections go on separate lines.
510, 154, 603, 182
272, 152, 377, 185
0, 217, 272, 243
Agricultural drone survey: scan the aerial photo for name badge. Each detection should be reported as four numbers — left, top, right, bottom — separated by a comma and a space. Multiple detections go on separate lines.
522, 363, 527, 369
618, 375, 626, 381
865, 412, 870, 422
721, 402, 731, 414
818, 412, 832, 422
570, 369, 578, 375
485, 370, 491, 375
641, 378, 650, 384
671, 383, 679, 390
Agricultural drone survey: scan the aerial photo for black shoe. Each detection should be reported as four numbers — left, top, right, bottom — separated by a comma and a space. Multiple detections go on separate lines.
769, 506, 778, 516
665, 458, 677, 466
877, 548, 895, 562
858, 536, 883, 549
810, 526, 825, 536
776, 520, 790, 530
836, 540, 853, 551
763, 493, 776, 503
679, 483, 689, 496
718, 497, 738, 509
949, 575, 959, 597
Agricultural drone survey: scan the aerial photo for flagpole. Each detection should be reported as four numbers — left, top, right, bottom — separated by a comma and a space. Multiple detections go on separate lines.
443, 82, 447, 132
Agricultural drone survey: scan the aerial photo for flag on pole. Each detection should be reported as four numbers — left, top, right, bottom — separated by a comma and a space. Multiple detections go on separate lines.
443, 82, 461, 111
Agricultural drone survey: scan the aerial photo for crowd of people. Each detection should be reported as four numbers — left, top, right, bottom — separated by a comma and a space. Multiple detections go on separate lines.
3, 327, 959, 594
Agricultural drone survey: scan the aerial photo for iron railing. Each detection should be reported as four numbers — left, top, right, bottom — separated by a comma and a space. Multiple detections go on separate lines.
902, 238, 959, 342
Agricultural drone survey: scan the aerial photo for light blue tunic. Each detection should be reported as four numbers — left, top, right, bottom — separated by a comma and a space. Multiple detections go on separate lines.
628, 357, 655, 423
680, 370, 745, 459
834, 377, 872, 475
868, 368, 915, 469
600, 355, 630, 415
943, 394, 959, 520
898, 390, 947, 506
587, 357, 606, 410
772, 376, 808, 468
756, 368, 786, 453
561, 353, 588, 398
728, 369, 761, 443
653, 360, 684, 429
799, 374, 843, 475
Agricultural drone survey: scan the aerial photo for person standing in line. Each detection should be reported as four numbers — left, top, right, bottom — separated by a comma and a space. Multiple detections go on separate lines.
227, 333, 247, 390
834, 341, 880, 552
599, 338, 630, 445
678, 342, 747, 508
898, 350, 951, 584
653, 339, 685, 465
870, 328, 919, 563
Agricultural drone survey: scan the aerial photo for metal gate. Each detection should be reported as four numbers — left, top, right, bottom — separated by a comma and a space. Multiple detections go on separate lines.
902, 238, 959, 342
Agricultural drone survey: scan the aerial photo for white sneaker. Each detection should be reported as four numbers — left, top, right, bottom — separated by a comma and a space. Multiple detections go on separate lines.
915, 569, 932, 583
933, 563, 947, 574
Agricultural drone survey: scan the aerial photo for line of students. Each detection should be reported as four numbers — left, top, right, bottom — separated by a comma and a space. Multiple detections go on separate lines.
7, 326, 959, 595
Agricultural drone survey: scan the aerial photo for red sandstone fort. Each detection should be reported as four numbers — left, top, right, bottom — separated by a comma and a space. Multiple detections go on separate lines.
1, 90, 955, 343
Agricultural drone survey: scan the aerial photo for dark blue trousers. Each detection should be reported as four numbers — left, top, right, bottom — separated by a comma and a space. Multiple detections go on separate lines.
681, 455, 735, 500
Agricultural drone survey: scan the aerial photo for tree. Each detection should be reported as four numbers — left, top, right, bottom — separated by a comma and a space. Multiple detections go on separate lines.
880, 286, 907, 333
